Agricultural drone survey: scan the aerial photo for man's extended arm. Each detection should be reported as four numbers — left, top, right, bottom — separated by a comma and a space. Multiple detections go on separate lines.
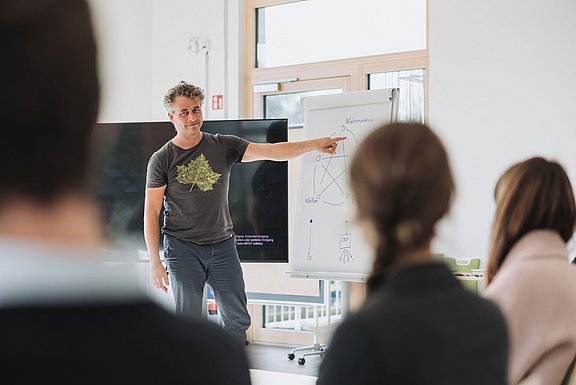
242, 136, 346, 162
144, 185, 170, 293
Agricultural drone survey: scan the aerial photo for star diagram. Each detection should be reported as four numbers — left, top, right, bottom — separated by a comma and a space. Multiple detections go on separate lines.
176, 154, 221, 192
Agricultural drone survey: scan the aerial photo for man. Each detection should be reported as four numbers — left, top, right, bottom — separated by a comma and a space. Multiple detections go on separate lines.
0, 1, 251, 384
146, 81, 344, 343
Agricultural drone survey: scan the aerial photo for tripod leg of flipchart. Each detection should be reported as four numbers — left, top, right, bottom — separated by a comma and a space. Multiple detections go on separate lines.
324, 280, 331, 325
341, 281, 350, 319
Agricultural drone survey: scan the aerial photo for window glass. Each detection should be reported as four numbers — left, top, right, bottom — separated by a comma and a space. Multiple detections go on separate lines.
369, 68, 425, 123
256, 0, 426, 68
264, 88, 342, 128
263, 281, 342, 331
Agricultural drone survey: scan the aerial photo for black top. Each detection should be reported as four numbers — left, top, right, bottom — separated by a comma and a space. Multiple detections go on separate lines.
0, 301, 252, 385
317, 263, 508, 385
146, 133, 250, 244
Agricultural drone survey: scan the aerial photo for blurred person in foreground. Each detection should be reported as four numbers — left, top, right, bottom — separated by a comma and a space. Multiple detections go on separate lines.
483, 157, 576, 385
316, 123, 508, 385
0, 0, 251, 384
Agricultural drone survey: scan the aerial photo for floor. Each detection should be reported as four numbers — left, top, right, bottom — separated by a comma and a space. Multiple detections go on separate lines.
249, 370, 317, 385
246, 343, 323, 385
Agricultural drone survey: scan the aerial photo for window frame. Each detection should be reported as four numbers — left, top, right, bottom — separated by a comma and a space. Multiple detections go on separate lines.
245, 0, 429, 119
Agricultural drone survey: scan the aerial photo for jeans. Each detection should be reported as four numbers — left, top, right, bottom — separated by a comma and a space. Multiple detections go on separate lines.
163, 234, 251, 344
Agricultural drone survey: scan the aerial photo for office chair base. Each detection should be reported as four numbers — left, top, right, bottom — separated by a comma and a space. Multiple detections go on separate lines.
288, 343, 327, 365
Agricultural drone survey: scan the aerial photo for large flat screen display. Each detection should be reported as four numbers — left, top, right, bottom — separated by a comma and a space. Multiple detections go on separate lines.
91, 119, 288, 262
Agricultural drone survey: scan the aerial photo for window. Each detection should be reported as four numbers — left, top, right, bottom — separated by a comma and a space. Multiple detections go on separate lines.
256, 0, 426, 68
264, 89, 342, 129
263, 281, 343, 331
369, 68, 425, 123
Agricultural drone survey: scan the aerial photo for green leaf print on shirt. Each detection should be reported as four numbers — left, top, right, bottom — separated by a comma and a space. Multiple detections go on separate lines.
176, 154, 222, 192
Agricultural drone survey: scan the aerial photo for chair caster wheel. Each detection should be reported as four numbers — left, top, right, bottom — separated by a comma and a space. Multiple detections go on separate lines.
298, 357, 306, 366
287, 353, 295, 360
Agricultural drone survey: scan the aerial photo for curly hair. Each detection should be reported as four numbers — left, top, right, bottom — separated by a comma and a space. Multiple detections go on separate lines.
163, 81, 205, 112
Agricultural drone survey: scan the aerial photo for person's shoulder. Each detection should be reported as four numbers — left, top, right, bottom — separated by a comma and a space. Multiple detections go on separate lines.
107, 301, 251, 384
339, 297, 397, 338
463, 289, 505, 317
150, 141, 172, 159
202, 132, 217, 141
146, 304, 250, 383
203, 132, 249, 151
202, 132, 227, 146
143, 302, 230, 341
204, 132, 241, 142
485, 256, 576, 313
147, 142, 173, 175
316, 313, 380, 385
156, 305, 247, 354
327, 310, 379, 354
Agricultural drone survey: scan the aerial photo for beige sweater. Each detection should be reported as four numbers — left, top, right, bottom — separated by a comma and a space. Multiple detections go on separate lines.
484, 230, 576, 385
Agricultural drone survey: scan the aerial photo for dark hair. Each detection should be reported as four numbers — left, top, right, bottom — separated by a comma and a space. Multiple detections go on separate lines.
350, 123, 455, 293
163, 81, 205, 112
0, 0, 99, 206
486, 157, 576, 283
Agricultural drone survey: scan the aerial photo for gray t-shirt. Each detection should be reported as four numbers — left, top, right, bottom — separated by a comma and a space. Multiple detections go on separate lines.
146, 132, 250, 244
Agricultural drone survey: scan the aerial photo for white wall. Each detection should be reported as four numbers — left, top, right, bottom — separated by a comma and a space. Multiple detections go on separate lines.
89, 0, 154, 121
88, 0, 243, 122
150, 0, 225, 121
429, 0, 576, 260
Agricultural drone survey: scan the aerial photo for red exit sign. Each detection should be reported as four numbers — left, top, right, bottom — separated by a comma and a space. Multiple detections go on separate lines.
212, 95, 223, 110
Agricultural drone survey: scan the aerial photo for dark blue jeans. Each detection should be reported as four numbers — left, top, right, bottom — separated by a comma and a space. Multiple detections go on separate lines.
163, 234, 251, 343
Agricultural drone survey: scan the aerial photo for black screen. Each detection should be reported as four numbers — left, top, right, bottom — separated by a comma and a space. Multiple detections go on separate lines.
91, 119, 288, 262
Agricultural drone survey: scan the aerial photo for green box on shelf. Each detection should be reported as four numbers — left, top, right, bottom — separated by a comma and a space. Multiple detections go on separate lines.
443, 257, 483, 294
443, 257, 481, 274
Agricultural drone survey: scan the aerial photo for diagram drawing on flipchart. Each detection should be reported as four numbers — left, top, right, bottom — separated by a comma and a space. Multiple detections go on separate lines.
292, 89, 399, 280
